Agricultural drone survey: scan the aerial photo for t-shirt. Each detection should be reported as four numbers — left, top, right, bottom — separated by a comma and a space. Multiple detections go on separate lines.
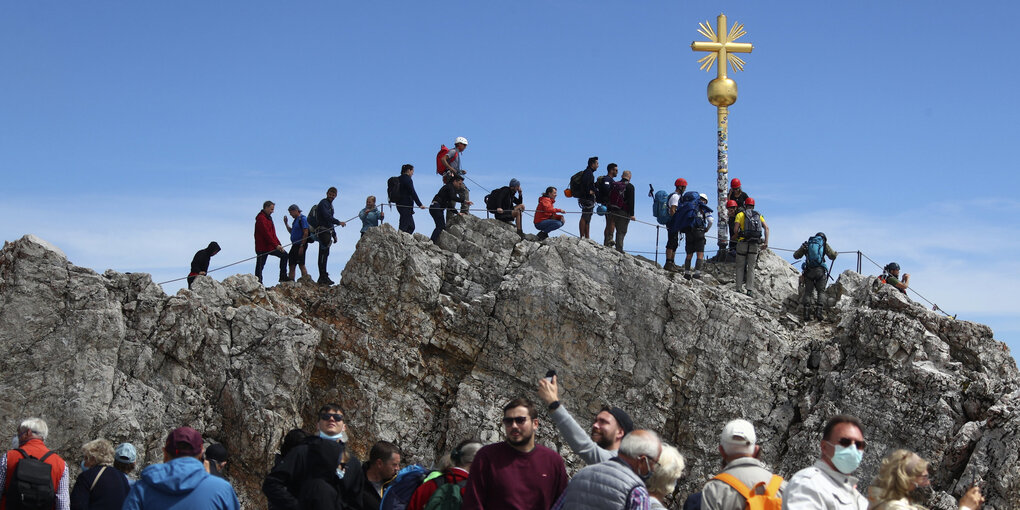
667, 192, 681, 209
461, 442, 568, 510
290, 215, 309, 243
446, 149, 462, 172
733, 210, 767, 240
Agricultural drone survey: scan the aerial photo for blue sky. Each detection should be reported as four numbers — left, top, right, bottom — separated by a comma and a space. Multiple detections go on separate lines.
2, 1, 1017, 357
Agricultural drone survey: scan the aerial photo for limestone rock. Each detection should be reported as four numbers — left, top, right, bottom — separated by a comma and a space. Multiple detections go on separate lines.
0, 219, 1017, 509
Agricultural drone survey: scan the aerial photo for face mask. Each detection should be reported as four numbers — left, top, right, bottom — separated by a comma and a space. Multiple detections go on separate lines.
319, 430, 348, 443
639, 457, 655, 481
911, 484, 934, 502
829, 443, 863, 474
80, 461, 88, 471
336, 468, 346, 480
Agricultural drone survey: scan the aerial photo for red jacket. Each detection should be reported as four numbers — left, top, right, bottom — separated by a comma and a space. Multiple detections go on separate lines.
254, 211, 282, 253
1, 438, 66, 510
407, 468, 469, 510
534, 196, 565, 224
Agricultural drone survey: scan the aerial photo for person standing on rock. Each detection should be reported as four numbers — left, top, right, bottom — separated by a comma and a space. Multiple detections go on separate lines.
725, 200, 739, 260
188, 241, 220, 288
430, 174, 471, 244
732, 197, 769, 297
397, 164, 426, 234
0, 418, 70, 510
598, 163, 619, 247
664, 178, 687, 271
607, 170, 636, 253
283, 204, 311, 282
794, 233, 837, 321
358, 195, 384, 236
681, 193, 714, 279
550, 429, 661, 510
537, 374, 634, 465
314, 187, 347, 286
462, 398, 568, 510
701, 420, 784, 510
534, 187, 566, 240
122, 426, 239, 510
576, 157, 599, 240
782, 414, 868, 510
440, 137, 471, 215
263, 403, 360, 510
255, 200, 289, 285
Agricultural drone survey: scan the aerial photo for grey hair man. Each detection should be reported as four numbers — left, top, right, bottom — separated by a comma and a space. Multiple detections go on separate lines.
551, 429, 661, 510
702, 420, 784, 510
537, 374, 634, 465
782, 415, 868, 510
0, 418, 70, 510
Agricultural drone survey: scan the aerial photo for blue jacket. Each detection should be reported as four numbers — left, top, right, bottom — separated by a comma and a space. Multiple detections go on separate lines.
122, 457, 239, 510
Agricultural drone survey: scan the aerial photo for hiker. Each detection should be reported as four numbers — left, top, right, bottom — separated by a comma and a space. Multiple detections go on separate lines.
254, 200, 288, 285
359, 196, 384, 236
113, 443, 138, 482
534, 187, 566, 240
681, 193, 714, 279
204, 444, 228, 479
727, 178, 748, 211
0, 418, 69, 510
598, 163, 619, 247
431, 174, 471, 244
122, 427, 240, 510
794, 233, 838, 320
881, 262, 910, 294
487, 179, 526, 238
647, 445, 685, 510
352, 442, 401, 510
867, 450, 983, 510
439, 137, 471, 215
188, 241, 221, 288
607, 170, 636, 253
574, 157, 599, 239
732, 197, 769, 296
263, 404, 360, 510
283, 204, 311, 282
397, 164, 426, 234
537, 374, 634, 465
461, 398, 568, 510
551, 430, 661, 510
407, 440, 483, 510
70, 438, 130, 510
701, 420, 784, 510
725, 200, 738, 259
313, 187, 346, 286
663, 178, 688, 271
782, 415, 868, 510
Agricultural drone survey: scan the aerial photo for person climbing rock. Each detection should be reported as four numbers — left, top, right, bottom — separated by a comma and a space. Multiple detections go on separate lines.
881, 262, 910, 294
733, 197, 769, 296
794, 232, 837, 320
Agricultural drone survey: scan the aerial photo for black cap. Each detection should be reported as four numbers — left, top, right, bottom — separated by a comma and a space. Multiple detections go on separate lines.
605, 406, 634, 435
205, 443, 228, 463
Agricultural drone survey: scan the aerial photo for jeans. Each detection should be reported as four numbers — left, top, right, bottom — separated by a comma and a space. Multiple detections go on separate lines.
255, 249, 286, 284
535, 219, 563, 234
317, 231, 332, 279
430, 207, 447, 243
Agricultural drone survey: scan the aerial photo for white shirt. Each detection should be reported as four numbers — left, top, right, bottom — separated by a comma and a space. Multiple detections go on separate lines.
781, 460, 867, 510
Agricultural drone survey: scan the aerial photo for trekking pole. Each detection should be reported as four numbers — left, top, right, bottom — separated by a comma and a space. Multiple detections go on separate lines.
826, 258, 836, 282
655, 226, 660, 265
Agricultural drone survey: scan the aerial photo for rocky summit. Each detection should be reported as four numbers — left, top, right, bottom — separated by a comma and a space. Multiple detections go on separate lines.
1, 217, 1017, 509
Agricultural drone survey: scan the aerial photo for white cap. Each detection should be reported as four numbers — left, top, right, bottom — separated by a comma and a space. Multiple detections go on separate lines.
699, 193, 709, 202
720, 419, 756, 456
455, 136, 468, 146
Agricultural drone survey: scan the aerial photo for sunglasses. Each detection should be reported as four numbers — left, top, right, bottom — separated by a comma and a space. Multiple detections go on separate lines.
831, 438, 867, 450
319, 413, 344, 422
502, 416, 529, 426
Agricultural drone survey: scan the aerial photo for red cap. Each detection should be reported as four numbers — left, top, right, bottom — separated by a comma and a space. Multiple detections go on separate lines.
730, 178, 741, 188
165, 427, 203, 457
744, 197, 755, 206
726, 200, 738, 208
675, 178, 687, 187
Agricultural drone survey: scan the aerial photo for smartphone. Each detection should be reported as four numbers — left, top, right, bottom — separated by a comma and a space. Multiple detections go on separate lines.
544, 369, 556, 383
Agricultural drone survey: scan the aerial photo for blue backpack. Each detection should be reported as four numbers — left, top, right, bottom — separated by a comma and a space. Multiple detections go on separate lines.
670, 191, 711, 232
652, 190, 672, 225
380, 465, 429, 510
803, 235, 826, 270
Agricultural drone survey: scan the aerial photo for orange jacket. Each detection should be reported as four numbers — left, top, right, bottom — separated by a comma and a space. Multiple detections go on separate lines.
1, 438, 65, 510
534, 196, 565, 224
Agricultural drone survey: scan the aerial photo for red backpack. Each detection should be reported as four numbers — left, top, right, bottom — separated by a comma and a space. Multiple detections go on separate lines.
436, 145, 451, 175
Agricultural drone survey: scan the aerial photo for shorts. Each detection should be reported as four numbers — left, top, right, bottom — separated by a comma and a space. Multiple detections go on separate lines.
577, 198, 595, 214
289, 243, 306, 266
666, 229, 680, 251
684, 228, 706, 254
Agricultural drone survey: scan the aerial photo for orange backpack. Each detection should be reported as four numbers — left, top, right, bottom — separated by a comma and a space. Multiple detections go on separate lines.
712, 473, 783, 510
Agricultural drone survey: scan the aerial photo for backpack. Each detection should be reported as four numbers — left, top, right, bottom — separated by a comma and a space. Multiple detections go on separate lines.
436, 145, 451, 175
741, 210, 764, 242
608, 181, 627, 209
484, 187, 509, 212
424, 475, 468, 510
804, 235, 826, 269
671, 191, 708, 232
387, 176, 401, 204
568, 171, 585, 198
296, 214, 315, 243
652, 190, 672, 225
711, 473, 783, 510
380, 464, 429, 510
9, 449, 56, 510
595, 175, 613, 205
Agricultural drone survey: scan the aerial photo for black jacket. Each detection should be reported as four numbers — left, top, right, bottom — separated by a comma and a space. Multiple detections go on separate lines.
189, 242, 220, 275
432, 183, 465, 212
398, 174, 423, 208
263, 437, 361, 510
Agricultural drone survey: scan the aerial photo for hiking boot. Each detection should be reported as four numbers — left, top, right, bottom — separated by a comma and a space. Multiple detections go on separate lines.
815, 306, 824, 320
664, 261, 677, 271
537, 232, 549, 241
279, 275, 293, 282
605, 240, 615, 248
517, 230, 526, 240
745, 289, 753, 297
692, 271, 702, 279
317, 276, 335, 286
683, 271, 693, 280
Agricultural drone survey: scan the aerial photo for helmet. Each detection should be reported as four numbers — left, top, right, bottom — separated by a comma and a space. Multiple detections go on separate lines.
815, 232, 827, 241
675, 178, 687, 188
698, 193, 708, 202
455, 136, 468, 146
731, 178, 741, 188
726, 200, 738, 208
885, 262, 900, 272
596, 205, 608, 216
744, 197, 755, 206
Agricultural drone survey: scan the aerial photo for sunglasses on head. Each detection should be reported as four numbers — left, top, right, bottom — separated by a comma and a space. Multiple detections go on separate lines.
320, 413, 344, 422
832, 437, 867, 450
502, 416, 529, 426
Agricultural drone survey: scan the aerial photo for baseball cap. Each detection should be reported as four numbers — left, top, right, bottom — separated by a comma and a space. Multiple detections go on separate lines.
205, 443, 228, 463
510, 178, 521, 188
164, 427, 203, 457
115, 442, 137, 463
720, 419, 756, 456
288, 204, 301, 212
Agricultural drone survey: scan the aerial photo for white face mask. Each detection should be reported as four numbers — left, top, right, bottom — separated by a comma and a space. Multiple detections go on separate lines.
827, 442, 863, 474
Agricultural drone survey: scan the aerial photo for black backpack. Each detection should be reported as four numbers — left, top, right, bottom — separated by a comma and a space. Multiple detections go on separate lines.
741, 210, 764, 242
568, 171, 585, 198
484, 187, 509, 213
9, 449, 56, 510
387, 176, 401, 204
595, 175, 613, 205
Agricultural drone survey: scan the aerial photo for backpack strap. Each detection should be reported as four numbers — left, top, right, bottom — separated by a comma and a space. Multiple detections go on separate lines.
89, 466, 107, 491
763, 474, 782, 496
14, 448, 29, 460
712, 473, 753, 500
38, 451, 54, 463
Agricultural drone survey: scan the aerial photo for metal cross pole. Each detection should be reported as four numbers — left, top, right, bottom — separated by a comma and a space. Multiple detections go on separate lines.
691, 13, 753, 252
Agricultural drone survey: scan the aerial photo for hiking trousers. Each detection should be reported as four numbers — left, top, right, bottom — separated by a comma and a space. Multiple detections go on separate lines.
613, 214, 630, 253
255, 249, 287, 284
802, 266, 827, 306
735, 241, 760, 292
317, 231, 332, 279
430, 207, 446, 243
398, 207, 415, 234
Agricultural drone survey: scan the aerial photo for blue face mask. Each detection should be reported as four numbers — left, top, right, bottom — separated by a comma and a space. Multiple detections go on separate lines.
829, 443, 863, 474
319, 430, 348, 443
336, 467, 345, 480
80, 461, 88, 471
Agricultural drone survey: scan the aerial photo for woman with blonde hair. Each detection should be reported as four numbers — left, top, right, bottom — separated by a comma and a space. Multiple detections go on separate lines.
868, 449, 983, 510
646, 444, 685, 510
70, 438, 131, 509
